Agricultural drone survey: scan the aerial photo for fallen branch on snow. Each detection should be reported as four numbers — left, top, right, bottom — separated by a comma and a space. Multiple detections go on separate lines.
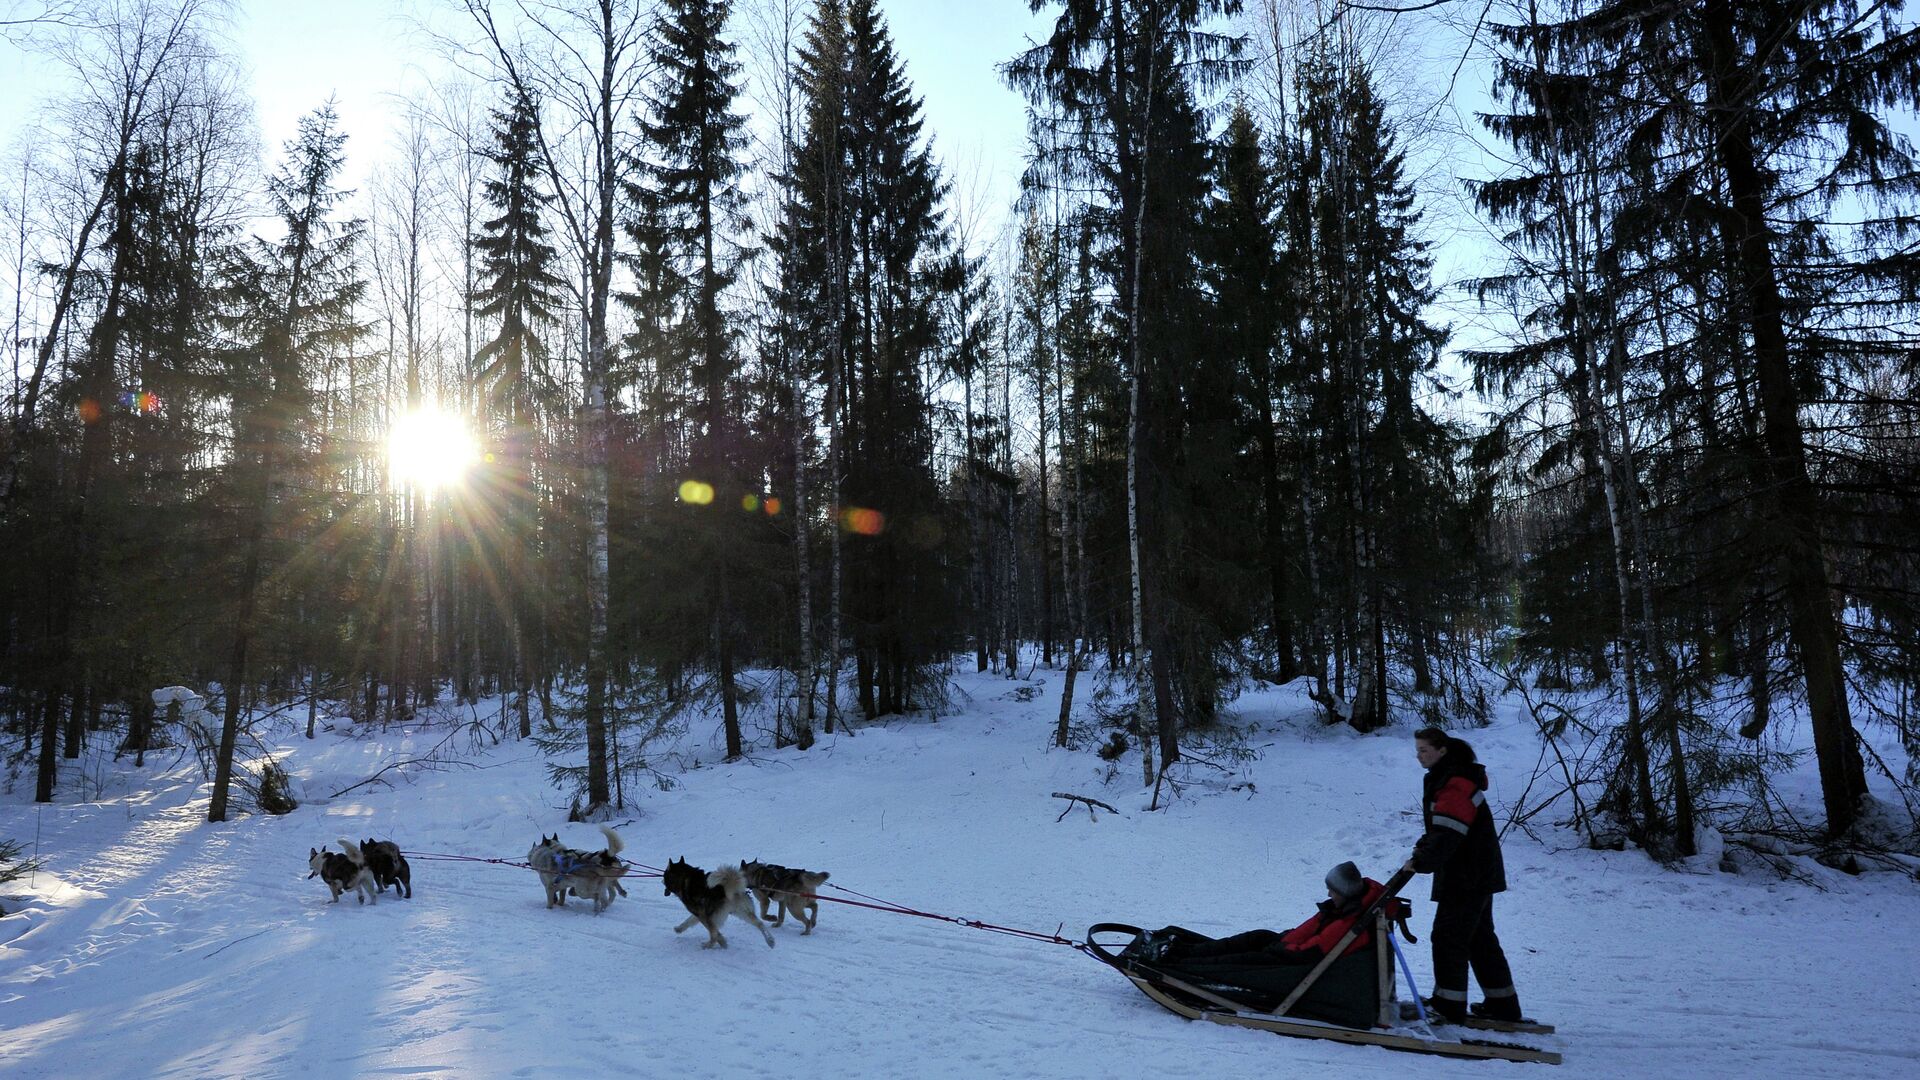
1053, 792, 1121, 822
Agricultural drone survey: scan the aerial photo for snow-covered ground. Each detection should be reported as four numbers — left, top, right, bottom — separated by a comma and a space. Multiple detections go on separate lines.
3, 663, 1917, 1079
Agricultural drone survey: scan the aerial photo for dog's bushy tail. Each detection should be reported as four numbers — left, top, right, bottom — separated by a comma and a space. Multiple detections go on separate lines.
598, 824, 624, 858
708, 864, 744, 894
338, 838, 366, 866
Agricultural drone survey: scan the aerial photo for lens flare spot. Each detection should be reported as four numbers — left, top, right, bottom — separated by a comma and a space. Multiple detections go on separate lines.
680, 480, 715, 505
763, 497, 781, 516
77, 398, 102, 424
841, 506, 885, 536
741, 493, 760, 513
905, 514, 944, 548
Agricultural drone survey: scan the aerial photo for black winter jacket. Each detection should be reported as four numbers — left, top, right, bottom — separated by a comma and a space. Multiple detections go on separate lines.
1412, 755, 1508, 901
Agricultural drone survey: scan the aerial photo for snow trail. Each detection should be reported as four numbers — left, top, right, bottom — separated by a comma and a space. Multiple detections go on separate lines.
3, 667, 1917, 1078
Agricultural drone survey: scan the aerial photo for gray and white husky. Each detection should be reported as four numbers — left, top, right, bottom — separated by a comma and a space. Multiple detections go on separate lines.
741, 859, 831, 934
308, 839, 378, 905
527, 825, 628, 913
663, 857, 776, 949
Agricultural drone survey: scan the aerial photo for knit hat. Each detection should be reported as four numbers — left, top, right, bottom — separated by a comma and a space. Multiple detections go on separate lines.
1325, 861, 1367, 901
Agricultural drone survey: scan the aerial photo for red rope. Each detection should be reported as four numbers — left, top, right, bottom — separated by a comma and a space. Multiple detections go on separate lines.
809, 884, 1083, 949
395, 850, 1083, 949
398, 850, 662, 879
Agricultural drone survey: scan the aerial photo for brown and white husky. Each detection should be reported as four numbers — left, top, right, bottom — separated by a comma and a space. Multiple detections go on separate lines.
741, 859, 831, 934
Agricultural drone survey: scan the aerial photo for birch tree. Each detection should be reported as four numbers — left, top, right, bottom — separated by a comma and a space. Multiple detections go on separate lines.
462, 0, 650, 813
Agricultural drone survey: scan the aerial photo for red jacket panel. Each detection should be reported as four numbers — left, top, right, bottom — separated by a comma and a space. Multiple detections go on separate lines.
1431, 775, 1483, 832
1277, 878, 1387, 959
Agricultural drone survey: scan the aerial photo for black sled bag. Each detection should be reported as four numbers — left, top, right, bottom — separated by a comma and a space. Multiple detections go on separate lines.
1118, 925, 1380, 1029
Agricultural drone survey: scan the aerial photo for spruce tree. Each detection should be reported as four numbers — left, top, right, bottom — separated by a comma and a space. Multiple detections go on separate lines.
1474, 0, 1920, 840
208, 104, 365, 822
838, 0, 952, 719
631, 0, 753, 757
472, 85, 565, 739
1007, 0, 1247, 784
770, 0, 854, 729
1204, 101, 1296, 682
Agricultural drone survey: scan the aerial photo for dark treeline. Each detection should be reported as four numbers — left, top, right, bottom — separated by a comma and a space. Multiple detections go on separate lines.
1, 0, 1915, 857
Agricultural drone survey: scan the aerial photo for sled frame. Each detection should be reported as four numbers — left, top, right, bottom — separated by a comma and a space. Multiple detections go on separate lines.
1085, 922, 1561, 1066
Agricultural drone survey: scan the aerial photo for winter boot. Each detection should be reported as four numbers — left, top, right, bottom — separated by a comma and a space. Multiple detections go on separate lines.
1471, 992, 1524, 1022
1424, 994, 1468, 1023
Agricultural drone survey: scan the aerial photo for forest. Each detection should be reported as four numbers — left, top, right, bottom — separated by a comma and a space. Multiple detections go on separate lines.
2, 0, 1917, 869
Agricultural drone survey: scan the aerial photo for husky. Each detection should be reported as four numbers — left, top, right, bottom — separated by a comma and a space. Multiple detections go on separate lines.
526, 825, 627, 913
741, 859, 831, 934
308, 839, 378, 905
662, 857, 775, 949
360, 838, 412, 899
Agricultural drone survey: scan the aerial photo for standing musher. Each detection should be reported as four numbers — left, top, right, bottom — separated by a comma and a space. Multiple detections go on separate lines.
1410, 726, 1523, 1023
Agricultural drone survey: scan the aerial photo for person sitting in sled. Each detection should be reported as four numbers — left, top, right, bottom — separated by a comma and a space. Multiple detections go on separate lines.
1149, 861, 1395, 965
1122, 862, 1410, 1027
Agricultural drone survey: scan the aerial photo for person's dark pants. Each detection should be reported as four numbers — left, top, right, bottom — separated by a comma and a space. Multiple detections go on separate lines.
1181, 928, 1284, 959
1430, 892, 1519, 1020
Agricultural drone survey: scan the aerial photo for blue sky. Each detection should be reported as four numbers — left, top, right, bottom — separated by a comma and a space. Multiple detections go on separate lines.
1, 1, 1052, 236
0, 0, 1505, 416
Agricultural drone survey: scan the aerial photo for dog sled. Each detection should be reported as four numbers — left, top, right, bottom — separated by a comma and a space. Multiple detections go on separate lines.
1085, 866, 1561, 1066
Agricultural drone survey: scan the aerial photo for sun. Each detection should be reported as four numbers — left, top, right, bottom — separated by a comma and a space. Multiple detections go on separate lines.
387, 405, 479, 492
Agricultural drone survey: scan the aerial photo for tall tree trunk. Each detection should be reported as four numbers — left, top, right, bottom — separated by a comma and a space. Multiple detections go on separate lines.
1127, 351, 1155, 790
35, 692, 60, 803
719, 559, 743, 760
1002, 343, 1019, 676
1116, 0, 1160, 791
790, 287, 816, 747
1579, 328, 1661, 842
1609, 327, 1696, 856
1037, 328, 1053, 667
1258, 389, 1298, 680
1702, 0, 1865, 837
583, 365, 612, 808
65, 683, 86, 760
131, 695, 154, 767
965, 371, 987, 672
1741, 598, 1770, 739
826, 348, 844, 733
211, 491, 264, 823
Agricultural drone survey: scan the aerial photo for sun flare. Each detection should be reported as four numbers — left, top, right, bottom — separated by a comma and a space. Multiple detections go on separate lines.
387, 406, 479, 492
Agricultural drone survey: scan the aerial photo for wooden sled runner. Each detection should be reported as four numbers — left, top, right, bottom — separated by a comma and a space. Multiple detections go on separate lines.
1085, 867, 1561, 1066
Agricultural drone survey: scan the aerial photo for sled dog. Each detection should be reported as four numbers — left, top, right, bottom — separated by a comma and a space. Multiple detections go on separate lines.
527, 825, 627, 913
361, 838, 412, 899
741, 859, 831, 934
308, 839, 378, 905
662, 857, 775, 949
